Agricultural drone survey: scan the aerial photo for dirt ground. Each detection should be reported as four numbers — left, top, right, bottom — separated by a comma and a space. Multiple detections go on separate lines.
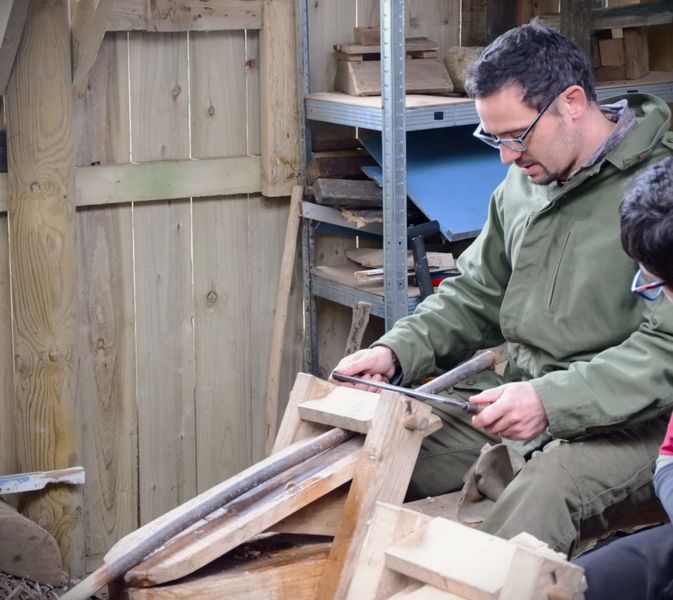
0, 571, 109, 599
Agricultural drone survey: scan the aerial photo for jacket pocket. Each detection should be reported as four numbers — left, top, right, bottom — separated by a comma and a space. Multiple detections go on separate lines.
546, 222, 578, 313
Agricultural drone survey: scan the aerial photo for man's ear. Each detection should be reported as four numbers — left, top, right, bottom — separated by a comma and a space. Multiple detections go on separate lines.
559, 85, 588, 120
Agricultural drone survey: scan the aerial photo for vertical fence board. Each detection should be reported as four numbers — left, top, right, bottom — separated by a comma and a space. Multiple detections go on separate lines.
77, 206, 136, 562
246, 30, 261, 156
130, 31, 195, 524
190, 30, 251, 490
129, 32, 190, 161
192, 196, 252, 490
73, 32, 130, 169
190, 31, 247, 159
73, 30, 137, 562
0, 216, 14, 478
407, 0, 460, 55
248, 195, 303, 462
357, 0, 379, 26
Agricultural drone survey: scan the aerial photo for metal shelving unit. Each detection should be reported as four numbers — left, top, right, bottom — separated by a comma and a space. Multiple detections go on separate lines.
297, 0, 673, 373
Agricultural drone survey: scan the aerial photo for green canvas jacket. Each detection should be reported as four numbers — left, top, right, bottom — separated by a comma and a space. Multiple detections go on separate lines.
379, 93, 673, 441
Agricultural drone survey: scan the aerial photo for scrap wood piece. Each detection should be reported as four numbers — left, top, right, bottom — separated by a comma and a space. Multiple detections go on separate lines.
316, 390, 438, 599
0, 466, 85, 494
305, 150, 377, 185
296, 377, 441, 436
346, 248, 455, 271
122, 541, 331, 600
0, 500, 68, 586
334, 37, 438, 56
265, 185, 303, 455
313, 178, 382, 208
124, 437, 364, 587
344, 300, 371, 355
63, 427, 352, 600
339, 207, 383, 229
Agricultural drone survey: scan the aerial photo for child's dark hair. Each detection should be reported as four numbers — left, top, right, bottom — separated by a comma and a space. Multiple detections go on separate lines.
620, 157, 673, 282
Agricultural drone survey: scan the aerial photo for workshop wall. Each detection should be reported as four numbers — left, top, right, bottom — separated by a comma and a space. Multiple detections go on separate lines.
0, 24, 303, 568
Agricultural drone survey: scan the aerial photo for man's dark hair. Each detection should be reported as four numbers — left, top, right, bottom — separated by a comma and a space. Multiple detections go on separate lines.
464, 23, 596, 111
620, 157, 673, 282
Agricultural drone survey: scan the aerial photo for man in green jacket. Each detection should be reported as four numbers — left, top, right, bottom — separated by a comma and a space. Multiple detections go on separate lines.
332, 23, 673, 556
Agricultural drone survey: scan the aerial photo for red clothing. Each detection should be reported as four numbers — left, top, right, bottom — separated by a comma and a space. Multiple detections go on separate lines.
660, 414, 673, 456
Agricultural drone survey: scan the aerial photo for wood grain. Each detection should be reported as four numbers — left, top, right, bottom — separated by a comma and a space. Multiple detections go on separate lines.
0, 215, 14, 480
5, 0, 83, 575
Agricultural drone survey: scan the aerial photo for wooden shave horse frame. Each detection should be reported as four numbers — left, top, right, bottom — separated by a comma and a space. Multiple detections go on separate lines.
66, 353, 497, 599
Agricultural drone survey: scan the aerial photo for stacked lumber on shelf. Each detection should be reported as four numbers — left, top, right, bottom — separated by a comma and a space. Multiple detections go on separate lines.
592, 27, 649, 81
333, 28, 454, 96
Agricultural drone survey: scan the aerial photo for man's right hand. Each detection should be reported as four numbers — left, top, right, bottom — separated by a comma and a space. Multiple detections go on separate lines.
329, 346, 398, 392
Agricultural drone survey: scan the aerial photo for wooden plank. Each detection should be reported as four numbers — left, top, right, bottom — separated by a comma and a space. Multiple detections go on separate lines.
0, 500, 67, 586
0, 0, 29, 94
389, 584, 463, 599
271, 484, 349, 536
561, 0, 592, 58
129, 28, 194, 525
125, 542, 330, 600
345, 503, 431, 600
317, 391, 437, 599
249, 194, 304, 462
0, 215, 14, 481
0, 157, 261, 212
108, 0, 147, 31
344, 300, 372, 355
313, 178, 383, 208
334, 38, 439, 55
148, 0, 263, 31
385, 518, 515, 598
246, 30, 261, 155
260, 0, 300, 196
189, 31, 247, 159
298, 388, 381, 434
124, 437, 363, 586
406, 0, 460, 56
305, 150, 377, 185
265, 186, 303, 454
192, 196, 252, 491
541, 1, 673, 30
0, 467, 84, 494
5, 0, 83, 575
77, 205, 138, 560
129, 32, 189, 162
73, 32, 131, 167
461, 0, 517, 46
72, 26, 136, 563
71, 0, 117, 98
623, 27, 649, 79
334, 58, 453, 96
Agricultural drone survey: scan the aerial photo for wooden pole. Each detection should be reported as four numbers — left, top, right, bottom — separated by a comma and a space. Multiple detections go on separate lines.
561, 0, 592, 59
5, 0, 83, 576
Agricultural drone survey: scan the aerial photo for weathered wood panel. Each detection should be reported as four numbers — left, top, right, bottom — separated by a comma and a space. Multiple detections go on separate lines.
73, 30, 138, 564
246, 30, 261, 156
0, 216, 14, 479
130, 31, 196, 524
192, 196, 252, 491
190, 31, 247, 159
407, 0, 460, 54
5, 0, 83, 575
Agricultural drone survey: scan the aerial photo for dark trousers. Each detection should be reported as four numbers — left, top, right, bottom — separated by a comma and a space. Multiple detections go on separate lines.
574, 524, 673, 600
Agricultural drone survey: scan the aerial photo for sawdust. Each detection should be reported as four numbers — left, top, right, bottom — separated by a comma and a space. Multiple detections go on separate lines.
0, 571, 108, 599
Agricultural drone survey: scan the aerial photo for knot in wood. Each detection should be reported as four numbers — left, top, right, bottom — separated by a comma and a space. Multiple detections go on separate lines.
208, 105, 215, 116
48, 347, 64, 362
402, 415, 429, 431
245, 58, 257, 70
172, 85, 182, 99
206, 290, 218, 304
30, 182, 41, 194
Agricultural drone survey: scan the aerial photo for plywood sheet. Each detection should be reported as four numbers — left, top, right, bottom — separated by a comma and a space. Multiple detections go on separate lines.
360, 127, 508, 240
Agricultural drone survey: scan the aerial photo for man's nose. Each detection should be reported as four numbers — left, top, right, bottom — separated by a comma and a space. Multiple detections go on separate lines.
499, 145, 524, 165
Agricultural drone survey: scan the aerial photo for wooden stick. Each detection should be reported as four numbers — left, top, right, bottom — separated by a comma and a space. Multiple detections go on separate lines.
265, 185, 303, 455
416, 350, 497, 395
61, 427, 353, 600
344, 301, 371, 355
0, 467, 85, 495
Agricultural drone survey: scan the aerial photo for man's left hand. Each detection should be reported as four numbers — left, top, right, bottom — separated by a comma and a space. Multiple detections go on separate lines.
470, 382, 548, 440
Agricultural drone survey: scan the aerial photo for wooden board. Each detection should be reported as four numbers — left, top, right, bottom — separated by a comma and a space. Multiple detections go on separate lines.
406, 0, 460, 57
124, 437, 363, 586
334, 58, 454, 96
313, 178, 383, 208
73, 29, 137, 564
125, 542, 330, 600
334, 37, 439, 56
246, 31, 261, 155
297, 387, 382, 434
385, 517, 515, 598
0, 214, 14, 480
148, 0, 263, 31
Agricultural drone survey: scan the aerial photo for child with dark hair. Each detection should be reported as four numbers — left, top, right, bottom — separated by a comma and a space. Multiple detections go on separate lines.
576, 158, 673, 600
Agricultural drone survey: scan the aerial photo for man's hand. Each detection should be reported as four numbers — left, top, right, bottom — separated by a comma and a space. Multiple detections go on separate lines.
470, 382, 548, 440
329, 346, 397, 392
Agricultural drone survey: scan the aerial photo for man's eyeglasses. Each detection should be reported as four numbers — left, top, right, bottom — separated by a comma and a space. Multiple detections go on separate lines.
473, 95, 557, 153
631, 267, 669, 301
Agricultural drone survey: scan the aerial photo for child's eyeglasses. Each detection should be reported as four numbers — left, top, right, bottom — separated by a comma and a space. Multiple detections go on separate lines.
631, 267, 669, 301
